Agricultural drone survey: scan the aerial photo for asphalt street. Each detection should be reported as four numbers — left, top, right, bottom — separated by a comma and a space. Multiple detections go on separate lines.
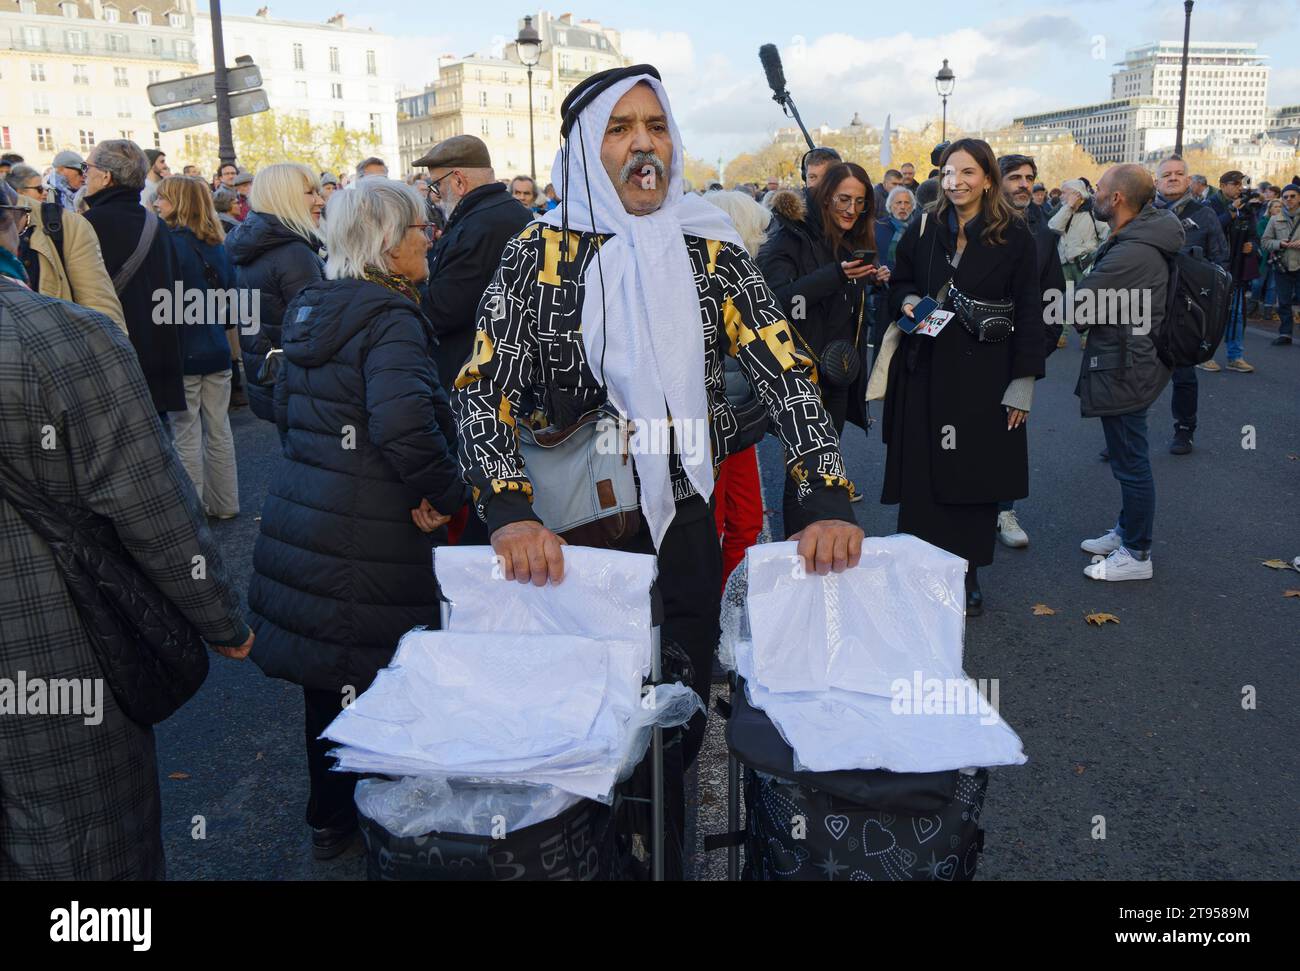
158, 323, 1299, 880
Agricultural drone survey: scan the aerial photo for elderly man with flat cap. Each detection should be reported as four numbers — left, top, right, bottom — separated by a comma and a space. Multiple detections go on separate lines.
415, 134, 532, 396
454, 66, 863, 819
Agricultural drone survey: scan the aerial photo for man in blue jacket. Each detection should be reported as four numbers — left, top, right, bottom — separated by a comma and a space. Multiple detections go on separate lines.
1154, 155, 1228, 455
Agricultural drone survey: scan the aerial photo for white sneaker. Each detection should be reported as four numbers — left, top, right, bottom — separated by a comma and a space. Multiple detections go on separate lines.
1080, 528, 1123, 555
996, 510, 1028, 548
1084, 547, 1153, 581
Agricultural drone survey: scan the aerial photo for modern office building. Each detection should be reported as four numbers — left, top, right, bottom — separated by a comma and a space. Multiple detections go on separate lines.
1015, 41, 1272, 165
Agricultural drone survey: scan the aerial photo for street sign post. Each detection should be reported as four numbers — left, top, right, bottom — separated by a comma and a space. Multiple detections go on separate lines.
147, 63, 262, 108
155, 88, 270, 132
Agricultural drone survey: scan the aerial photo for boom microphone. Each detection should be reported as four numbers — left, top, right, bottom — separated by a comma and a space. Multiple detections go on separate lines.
758, 42, 815, 154
759, 43, 788, 104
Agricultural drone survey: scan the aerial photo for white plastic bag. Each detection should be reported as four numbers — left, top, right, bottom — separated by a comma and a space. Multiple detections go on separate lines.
744, 538, 967, 696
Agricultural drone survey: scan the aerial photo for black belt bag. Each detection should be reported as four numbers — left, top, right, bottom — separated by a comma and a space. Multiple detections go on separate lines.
949, 283, 1015, 343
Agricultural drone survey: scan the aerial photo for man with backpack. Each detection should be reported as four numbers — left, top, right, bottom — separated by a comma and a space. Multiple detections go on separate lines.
5, 164, 124, 331
1154, 156, 1228, 456
1073, 164, 1184, 582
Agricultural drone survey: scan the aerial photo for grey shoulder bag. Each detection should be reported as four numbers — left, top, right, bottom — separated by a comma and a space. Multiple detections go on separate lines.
517, 407, 641, 548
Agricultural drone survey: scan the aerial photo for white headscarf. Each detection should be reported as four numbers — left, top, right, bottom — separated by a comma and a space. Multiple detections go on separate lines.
539, 73, 744, 549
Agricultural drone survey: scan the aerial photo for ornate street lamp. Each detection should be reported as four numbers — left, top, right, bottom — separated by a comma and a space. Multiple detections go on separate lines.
935, 59, 956, 142
515, 15, 542, 183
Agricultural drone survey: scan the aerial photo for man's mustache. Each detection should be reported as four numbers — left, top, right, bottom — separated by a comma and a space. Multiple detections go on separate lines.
619, 152, 666, 184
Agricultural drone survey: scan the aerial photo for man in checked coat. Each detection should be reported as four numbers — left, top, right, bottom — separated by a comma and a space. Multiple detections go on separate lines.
0, 252, 252, 878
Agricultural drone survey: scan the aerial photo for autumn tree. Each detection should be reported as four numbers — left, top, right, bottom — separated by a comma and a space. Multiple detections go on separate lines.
196, 110, 382, 176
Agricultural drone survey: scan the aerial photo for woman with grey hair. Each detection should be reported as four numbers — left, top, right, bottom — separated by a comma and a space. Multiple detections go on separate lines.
246, 177, 467, 860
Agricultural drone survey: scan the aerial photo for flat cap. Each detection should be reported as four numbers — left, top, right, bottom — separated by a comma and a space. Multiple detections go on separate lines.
231, 170, 255, 186
414, 134, 492, 170
52, 150, 85, 169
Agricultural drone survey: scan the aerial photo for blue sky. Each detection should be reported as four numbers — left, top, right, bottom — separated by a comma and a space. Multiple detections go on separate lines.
223, 1, 1300, 161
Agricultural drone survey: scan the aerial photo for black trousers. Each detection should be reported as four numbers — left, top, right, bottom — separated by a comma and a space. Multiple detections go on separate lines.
303, 687, 359, 831
625, 495, 723, 768
1171, 365, 1197, 433
620, 495, 722, 879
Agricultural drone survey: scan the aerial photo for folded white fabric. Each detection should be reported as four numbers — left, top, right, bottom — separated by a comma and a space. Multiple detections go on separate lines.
733, 537, 1026, 774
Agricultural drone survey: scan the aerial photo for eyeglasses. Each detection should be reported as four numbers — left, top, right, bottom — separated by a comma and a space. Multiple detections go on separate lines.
427, 171, 457, 200
0, 205, 30, 231
832, 194, 868, 213
408, 223, 435, 243
23, 183, 47, 196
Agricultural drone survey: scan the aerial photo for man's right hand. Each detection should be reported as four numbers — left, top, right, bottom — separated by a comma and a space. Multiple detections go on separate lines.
491, 521, 566, 586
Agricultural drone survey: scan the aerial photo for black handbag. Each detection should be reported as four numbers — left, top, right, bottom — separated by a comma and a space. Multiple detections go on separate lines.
817, 287, 868, 388
948, 282, 1015, 343
0, 454, 210, 726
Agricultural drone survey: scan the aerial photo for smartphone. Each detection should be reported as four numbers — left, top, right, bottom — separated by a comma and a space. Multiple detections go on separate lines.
898, 296, 938, 334
851, 249, 877, 264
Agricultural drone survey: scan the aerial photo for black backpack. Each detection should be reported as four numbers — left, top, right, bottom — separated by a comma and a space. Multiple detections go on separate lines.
1156, 248, 1232, 368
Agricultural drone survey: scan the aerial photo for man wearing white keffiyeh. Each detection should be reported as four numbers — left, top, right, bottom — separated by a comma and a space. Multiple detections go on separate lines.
453, 68, 862, 779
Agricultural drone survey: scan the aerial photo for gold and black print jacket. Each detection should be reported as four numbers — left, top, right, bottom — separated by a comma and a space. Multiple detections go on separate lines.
453, 223, 854, 535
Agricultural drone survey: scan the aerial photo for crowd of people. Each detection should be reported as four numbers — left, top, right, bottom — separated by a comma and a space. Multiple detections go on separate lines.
1, 62, 1298, 879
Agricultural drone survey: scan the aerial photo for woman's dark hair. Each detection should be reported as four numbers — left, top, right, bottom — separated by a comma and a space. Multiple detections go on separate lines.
812, 162, 875, 256
936, 138, 1015, 246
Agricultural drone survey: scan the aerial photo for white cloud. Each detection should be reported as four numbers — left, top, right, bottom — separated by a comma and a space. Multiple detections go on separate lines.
646, 18, 1098, 162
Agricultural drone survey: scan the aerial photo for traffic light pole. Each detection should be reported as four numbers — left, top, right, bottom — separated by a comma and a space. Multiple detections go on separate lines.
209, 0, 235, 170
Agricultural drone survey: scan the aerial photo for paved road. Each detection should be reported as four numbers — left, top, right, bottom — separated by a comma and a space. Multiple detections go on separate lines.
159, 325, 1299, 880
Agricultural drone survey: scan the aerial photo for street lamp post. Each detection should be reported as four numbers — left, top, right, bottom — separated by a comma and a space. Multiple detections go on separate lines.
515, 15, 542, 184
1175, 1, 1194, 155
935, 59, 956, 143
209, 0, 235, 169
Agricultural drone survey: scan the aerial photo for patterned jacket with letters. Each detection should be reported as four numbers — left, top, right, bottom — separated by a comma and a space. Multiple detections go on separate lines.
453, 223, 855, 536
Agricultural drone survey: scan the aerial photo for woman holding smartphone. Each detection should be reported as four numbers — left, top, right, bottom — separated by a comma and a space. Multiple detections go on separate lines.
759, 162, 889, 517
879, 139, 1044, 615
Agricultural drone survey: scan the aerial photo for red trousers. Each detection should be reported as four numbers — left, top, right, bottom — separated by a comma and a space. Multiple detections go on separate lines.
713, 446, 764, 591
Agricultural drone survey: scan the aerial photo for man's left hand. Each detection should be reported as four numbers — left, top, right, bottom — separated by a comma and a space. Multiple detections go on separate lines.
789, 519, 864, 575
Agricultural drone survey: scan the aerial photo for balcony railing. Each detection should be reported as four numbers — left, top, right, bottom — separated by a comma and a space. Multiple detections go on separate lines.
7, 34, 195, 62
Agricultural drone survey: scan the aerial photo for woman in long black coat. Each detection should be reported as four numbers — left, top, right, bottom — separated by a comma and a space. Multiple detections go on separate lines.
881, 139, 1044, 615
247, 178, 467, 859
758, 162, 889, 518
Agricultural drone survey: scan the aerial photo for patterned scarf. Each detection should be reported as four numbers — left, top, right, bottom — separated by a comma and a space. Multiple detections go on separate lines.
363, 264, 420, 304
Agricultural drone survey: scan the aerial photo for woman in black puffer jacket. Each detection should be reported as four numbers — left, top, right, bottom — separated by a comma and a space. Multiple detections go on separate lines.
227, 163, 325, 424
247, 178, 466, 859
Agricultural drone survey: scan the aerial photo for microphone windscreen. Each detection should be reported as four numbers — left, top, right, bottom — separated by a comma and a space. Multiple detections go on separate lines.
759, 44, 786, 97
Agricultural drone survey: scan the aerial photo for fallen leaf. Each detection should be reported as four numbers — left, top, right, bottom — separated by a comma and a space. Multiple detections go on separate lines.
1285, 590, 1300, 599
255, 751, 264, 760
1073, 764, 1086, 775
1085, 612, 1120, 626
1262, 559, 1291, 570
1288, 454, 1299, 461
167, 771, 190, 780
1031, 603, 1056, 616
